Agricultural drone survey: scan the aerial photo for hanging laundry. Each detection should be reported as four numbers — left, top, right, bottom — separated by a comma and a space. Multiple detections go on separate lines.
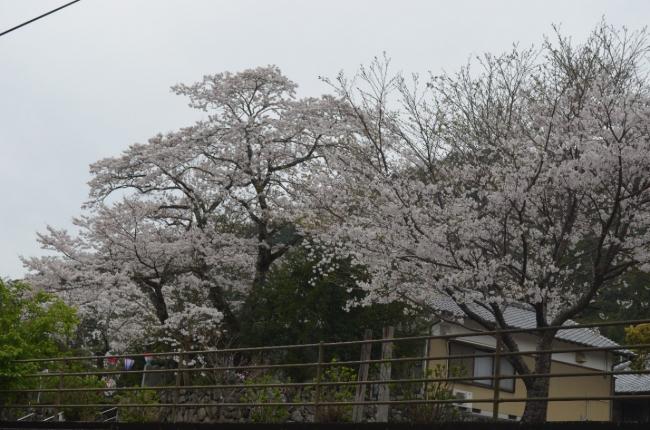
124, 358, 135, 370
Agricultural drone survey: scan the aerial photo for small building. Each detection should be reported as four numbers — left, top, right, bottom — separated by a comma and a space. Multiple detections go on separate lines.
427, 296, 624, 421
612, 361, 650, 422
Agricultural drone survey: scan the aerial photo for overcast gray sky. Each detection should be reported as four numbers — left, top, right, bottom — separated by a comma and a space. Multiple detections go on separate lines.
1, 0, 648, 279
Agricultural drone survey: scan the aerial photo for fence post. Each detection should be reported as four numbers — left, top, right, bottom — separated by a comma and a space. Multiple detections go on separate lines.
173, 357, 183, 423
313, 341, 324, 422
352, 329, 373, 422
492, 330, 502, 420
56, 360, 65, 409
140, 362, 148, 388
375, 326, 394, 422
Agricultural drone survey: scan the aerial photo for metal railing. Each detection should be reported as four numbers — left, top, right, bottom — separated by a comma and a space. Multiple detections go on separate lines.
16, 412, 35, 421
2, 318, 650, 423
42, 412, 64, 422
99, 407, 118, 422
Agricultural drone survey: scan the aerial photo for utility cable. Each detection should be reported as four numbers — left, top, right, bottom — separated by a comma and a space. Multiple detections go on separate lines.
0, 0, 83, 38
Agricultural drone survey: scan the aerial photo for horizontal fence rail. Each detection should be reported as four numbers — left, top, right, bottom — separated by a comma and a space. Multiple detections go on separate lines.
13, 317, 650, 364
11, 342, 650, 380
6, 393, 650, 409
3, 318, 650, 423
5, 368, 650, 395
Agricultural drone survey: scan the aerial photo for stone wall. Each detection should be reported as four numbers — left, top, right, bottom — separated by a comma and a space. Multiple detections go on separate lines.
157, 388, 315, 423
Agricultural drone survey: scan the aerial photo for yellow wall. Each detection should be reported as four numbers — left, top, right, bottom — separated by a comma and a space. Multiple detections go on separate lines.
427, 339, 612, 421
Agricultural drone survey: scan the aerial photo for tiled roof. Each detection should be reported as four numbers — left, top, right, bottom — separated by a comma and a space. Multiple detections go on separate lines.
614, 361, 650, 393
431, 295, 621, 350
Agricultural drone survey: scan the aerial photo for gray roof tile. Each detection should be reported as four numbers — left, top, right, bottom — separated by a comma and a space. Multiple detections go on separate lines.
614, 362, 650, 393
431, 295, 620, 349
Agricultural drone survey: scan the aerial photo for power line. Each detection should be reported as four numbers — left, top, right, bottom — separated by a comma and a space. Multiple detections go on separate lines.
0, 0, 83, 38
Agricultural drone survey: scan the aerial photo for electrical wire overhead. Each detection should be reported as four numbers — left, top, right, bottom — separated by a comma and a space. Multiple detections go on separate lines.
0, 0, 83, 38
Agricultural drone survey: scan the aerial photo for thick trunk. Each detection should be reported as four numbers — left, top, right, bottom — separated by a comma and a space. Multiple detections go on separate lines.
238, 246, 274, 336
207, 284, 239, 334
141, 280, 169, 324
191, 248, 240, 335
252, 245, 273, 290
151, 293, 169, 324
521, 343, 553, 422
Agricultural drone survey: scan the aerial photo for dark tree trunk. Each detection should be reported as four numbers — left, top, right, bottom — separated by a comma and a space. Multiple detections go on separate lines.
521, 338, 554, 422
191, 244, 241, 335
140, 279, 169, 324
207, 284, 239, 334
246, 246, 274, 327
252, 247, 273, 290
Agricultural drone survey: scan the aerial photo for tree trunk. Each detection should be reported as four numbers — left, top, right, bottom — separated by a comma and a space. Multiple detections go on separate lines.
207, 284, 239, 334
521, 347, 553, 422
192, 252, 240, 335
239, 246, 274, 337
252, 245, 273, 290
140, 280, 169, 324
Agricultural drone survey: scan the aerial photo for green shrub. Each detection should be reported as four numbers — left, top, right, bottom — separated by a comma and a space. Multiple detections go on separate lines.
394, 364, 460, 423
0, 280, 84, 420
312, 359, 356, 422
240, 374, 290, 423
625, 323, 650, 370
114, 389, 160, 422
50, 375, 105, 421
0, 280, 77, 395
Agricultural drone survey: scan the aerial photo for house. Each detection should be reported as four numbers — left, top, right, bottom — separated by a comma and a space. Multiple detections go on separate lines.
426, 296, 624, 421
612, 361, 650, 422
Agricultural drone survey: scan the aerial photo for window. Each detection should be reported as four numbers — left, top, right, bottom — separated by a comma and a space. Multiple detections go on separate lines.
448, 342, 515, 392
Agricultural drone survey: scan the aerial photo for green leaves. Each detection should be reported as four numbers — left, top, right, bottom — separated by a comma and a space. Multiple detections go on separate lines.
625, 323, 650, 371
241, 374, 290, 423
0, 279, 78, 389
240, 246, 411, 361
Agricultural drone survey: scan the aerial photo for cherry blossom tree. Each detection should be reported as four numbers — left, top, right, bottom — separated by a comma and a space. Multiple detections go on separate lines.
23, 199, 236, 352
22, 25, 650, 422
90, 66, 343, 289
24, 66, 344, 351
314, 25, 650, 422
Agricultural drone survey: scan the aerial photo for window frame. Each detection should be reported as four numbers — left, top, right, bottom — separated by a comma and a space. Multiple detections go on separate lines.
447, 340, 516, 393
